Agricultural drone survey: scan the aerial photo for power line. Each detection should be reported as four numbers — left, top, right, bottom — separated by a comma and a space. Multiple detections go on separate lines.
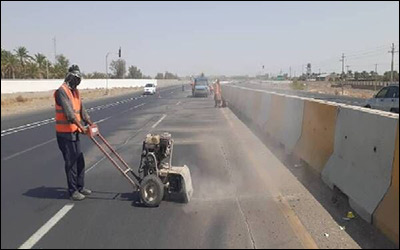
388, 43, 399, 82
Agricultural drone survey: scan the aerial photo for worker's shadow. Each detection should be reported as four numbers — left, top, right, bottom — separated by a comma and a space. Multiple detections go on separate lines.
23, 186, 70, 200
23, 186, 144, 205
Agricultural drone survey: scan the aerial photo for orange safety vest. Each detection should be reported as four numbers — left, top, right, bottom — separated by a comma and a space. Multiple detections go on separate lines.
54, 83, 82, 133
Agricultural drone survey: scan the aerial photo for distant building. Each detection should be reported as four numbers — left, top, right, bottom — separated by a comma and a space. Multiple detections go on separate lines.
276, 75, 285, 80
316, 73, 330, 81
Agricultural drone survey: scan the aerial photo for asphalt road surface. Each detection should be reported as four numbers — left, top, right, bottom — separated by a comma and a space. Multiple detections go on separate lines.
1, 83, 396, 249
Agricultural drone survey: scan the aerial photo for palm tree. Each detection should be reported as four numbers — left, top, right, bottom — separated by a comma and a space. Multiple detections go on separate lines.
25, 62, 40, 79
14, 46, 33, 78
53, 54, 70, 78
34, 53, 46, 68
2, 51, 19, 79
14, 46, 32, 66
34, 53, 48, 78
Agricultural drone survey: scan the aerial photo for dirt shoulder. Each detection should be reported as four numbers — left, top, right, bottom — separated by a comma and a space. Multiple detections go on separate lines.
1, 87, 143, 117
300, 81, 376, 99
255, 81, 376, 99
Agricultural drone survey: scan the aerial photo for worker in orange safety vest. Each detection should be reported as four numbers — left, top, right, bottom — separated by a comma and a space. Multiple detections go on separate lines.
54, 65, 94, 201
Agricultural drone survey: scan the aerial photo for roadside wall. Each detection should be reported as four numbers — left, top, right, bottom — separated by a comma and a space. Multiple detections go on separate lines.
222, 84, 399, 246
1, 79, 182, 94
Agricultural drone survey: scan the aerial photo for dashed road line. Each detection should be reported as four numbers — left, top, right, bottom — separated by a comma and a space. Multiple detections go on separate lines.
18, 204, 75, 249
151, 114, 167, 128
2, 103, 146, 161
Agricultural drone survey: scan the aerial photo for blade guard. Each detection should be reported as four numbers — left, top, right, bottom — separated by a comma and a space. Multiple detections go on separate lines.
168, 165, 193, 203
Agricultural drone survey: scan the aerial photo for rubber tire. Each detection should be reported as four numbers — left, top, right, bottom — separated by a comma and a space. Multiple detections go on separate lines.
140, 175, 164, 207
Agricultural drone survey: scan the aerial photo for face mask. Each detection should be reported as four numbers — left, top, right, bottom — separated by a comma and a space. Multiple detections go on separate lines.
68, 75, 81, 89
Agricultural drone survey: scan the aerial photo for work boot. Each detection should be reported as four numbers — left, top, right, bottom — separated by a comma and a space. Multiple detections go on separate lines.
80, 188, 92, 196
70, 191, 85, 201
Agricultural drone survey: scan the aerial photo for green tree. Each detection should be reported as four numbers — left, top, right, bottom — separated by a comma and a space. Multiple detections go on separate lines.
164, 71, 179, 79
34, 53, 49, 78
25, 62, 40, 79
1, 49, 19, 79
14, 46, 32, 66
127, 65, 143, 79
354, 71, 360, 81
14, 46, 33, 78
52, 54, 70, 79
109, 59, 126, 79
86, 71, 107, 79
383, 71, 399, 81
155, 73, 164, 79
360, 71, 369, 80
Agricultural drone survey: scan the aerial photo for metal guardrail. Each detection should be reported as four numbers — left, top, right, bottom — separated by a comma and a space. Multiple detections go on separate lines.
331, 81, 399, 90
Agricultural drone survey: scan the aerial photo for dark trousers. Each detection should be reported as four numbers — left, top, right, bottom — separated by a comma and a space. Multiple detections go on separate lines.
57, 136, 85, 195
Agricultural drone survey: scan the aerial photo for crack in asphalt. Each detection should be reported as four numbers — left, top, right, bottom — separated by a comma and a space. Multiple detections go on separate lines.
219, 145, 257, 249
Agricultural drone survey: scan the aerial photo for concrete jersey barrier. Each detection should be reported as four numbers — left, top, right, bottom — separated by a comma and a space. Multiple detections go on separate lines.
373, 125, 399, 246
221, 84, 399, 246
322, 107, 398, 223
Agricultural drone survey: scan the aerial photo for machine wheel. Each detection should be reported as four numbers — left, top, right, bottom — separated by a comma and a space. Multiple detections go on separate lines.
140, 175, 164, 207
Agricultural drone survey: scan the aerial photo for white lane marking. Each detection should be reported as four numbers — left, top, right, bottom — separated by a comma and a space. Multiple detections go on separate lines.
94, 116, 112, 124
2, 138, 57, 161
129, 103, 145, 111
85, 155, 107, 174
1, 97, 142, 137
176, 101, 181, 105
2, 103, 147, 161
18, 204, 75, 249
1, 118, 55, 133
151, 114, 167, 128
1, 120, 56, 137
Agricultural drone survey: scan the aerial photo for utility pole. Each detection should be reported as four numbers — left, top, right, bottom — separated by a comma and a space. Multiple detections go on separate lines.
289, 66, 292, 79
53, 36, 57, 62
374, 63, 378, 91
46, 60, 49, 79
388, 43, 399, 82
340, 53, 345, 95
346, 65, 350, 73
105, 47, 122, 95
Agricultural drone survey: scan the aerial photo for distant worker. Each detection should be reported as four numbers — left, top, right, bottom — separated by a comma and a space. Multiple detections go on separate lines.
213, 79, 222, 108
54, 65, 94, 201
209, 83, 214, 95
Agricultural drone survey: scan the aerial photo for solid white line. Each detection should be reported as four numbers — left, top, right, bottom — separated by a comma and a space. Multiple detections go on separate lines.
85, 155, 107, 173
94, 116, 112, 124
176, 101, 181, 105
1, 118, 55, 133
151, 114, 167, 128
2, 138, 56, 161
18, 204, 75, 249
2, 95, 142, 136
1, 120, 55, 137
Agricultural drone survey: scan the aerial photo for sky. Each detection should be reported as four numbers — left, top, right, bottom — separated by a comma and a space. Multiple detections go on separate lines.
1, 1, 399, 77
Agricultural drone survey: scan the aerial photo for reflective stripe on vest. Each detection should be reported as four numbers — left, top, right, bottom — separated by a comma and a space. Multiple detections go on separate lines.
54, 83, 82, 133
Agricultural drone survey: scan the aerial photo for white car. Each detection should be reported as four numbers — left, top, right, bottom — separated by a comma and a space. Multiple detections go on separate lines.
144, 83, 156, 95
364, 85, 399, 113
